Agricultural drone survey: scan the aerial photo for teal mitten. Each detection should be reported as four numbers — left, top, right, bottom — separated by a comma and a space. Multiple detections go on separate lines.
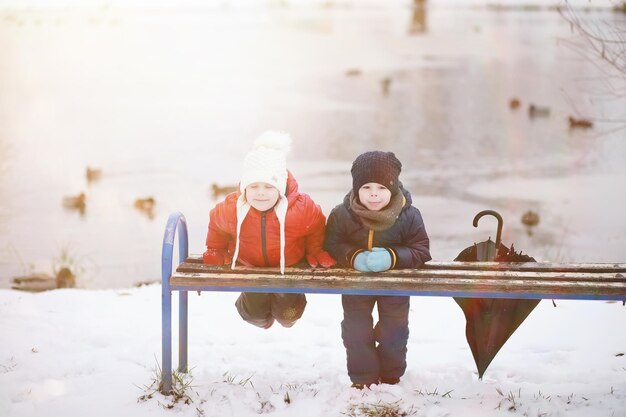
367, 247, 392, 272
353, 251, 371, 272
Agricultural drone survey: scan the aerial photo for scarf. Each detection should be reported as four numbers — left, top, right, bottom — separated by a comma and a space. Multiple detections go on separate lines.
349, 191, 405, 231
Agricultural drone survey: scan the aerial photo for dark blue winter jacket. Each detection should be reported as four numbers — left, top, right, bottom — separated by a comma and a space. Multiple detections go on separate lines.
324, 187, 431, 269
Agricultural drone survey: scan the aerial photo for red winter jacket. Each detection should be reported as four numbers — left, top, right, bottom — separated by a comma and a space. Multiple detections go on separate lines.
204, 171, 334, 268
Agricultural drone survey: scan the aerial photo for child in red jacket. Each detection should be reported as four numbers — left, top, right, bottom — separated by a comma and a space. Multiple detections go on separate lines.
203, 132, 335, 328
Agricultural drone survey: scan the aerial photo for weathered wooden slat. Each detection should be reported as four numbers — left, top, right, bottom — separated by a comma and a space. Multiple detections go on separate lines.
175, 263, 624, 283
181, 255, 626, 273
170, 272, 626, 299
425, 261, 626, 273
171, 272, 625, 290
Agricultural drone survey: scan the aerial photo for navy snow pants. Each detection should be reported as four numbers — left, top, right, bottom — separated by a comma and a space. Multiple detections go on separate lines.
341, 295, 410, 385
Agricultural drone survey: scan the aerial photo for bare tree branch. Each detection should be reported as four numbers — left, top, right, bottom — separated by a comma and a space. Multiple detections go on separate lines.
557, 1, 626, 131
558, 1, 626, 76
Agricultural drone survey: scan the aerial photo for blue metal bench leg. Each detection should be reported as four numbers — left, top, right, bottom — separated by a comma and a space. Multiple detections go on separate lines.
162, 277, 172, 394
161, 212, 188, 395
178, 290, 188, 373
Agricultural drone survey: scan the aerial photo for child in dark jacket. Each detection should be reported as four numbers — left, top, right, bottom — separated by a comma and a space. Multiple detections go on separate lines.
203, 131, 335, 329
324, 151, 431, 388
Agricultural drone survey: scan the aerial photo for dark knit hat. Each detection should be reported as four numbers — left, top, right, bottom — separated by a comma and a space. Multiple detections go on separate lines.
351, 151, 402, 196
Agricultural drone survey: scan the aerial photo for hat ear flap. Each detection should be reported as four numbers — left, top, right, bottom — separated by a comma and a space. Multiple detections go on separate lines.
273, 197, 288, 274
231, 194, 251, 270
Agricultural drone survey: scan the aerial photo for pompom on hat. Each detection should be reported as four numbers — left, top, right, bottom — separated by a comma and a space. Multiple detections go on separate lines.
351, 151, 402, 196
232, 131, 292, 274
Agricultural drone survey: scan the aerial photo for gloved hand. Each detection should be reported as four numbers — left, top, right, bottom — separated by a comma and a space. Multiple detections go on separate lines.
306, 250, 337, 268
367, 247, 392, 272
353, 251, 371, 272
203, 248, 231, 265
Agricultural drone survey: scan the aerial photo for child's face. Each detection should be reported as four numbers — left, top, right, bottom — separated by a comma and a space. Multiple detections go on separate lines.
358, 182, 391, 211
245, 182, 280, 211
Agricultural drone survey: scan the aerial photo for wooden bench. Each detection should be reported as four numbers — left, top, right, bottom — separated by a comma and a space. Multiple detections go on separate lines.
160, 212, 626, 394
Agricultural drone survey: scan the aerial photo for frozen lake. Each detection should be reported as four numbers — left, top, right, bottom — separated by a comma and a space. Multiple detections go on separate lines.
1, 2, 625, 289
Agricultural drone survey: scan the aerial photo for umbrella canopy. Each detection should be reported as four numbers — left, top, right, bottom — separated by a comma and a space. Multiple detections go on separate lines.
454, 210, 540, 379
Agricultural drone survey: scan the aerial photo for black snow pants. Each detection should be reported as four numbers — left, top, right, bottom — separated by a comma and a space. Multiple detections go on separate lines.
235, 292, 307, 329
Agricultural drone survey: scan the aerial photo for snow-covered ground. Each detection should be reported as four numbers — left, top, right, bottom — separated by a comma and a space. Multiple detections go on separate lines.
0, 286, 624, 417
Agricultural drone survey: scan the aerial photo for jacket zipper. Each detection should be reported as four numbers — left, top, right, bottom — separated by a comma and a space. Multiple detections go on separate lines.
367, 229, 374, 251
261, 211, 270, 266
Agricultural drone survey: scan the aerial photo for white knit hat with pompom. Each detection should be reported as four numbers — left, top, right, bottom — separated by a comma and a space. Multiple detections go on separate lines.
232, 131, 291, 274
238, 131, 291, 195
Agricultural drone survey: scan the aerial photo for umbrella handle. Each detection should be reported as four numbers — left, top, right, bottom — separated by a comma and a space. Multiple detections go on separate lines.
473, 210, 503, 250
